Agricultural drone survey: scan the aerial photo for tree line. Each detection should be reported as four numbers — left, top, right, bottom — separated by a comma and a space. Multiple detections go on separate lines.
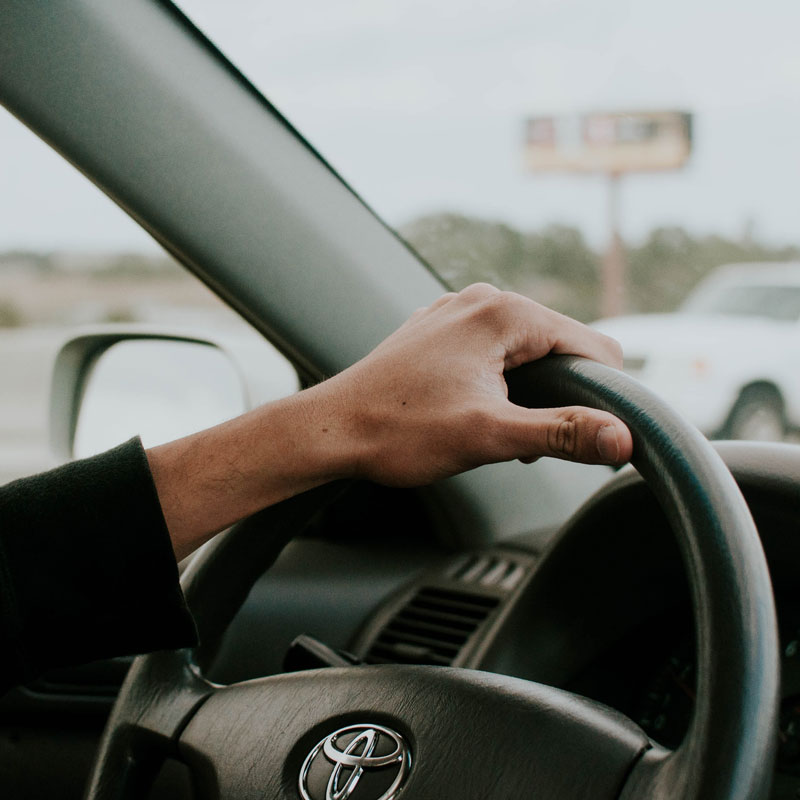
400, 213, 800, 322
2, 220, 799, 328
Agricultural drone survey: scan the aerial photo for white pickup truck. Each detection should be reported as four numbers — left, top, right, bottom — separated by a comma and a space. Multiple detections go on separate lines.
594, 262, 800, 440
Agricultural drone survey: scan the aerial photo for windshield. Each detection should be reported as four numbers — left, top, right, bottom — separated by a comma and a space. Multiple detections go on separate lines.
174, 0, 799, 443
175, 0, 799, 310
2, 0, 799, 468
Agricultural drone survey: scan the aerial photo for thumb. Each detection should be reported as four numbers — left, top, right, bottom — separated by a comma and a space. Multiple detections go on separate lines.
497, 404, 633, 466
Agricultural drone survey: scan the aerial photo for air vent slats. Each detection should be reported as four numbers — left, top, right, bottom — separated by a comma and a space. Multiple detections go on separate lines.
396, 606, 477, 632
458, 556, 492, 583
386, 618, 471, 645
364, 586, 499, 667
379, 629, 462, 654
408, 598, 488, 620
410, 589, 497, 617
452, 555, 527, 590
499, 564, 526, 591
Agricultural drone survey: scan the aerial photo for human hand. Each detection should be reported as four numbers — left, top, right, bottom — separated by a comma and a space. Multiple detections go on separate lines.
149, 283, 633, 558
311, 283, 633, 487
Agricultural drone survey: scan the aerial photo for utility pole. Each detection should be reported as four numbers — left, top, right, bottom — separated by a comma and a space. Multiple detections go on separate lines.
602, 172, 624, 317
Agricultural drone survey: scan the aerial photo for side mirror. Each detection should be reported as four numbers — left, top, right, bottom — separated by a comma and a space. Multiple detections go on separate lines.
49, 332, 298, 460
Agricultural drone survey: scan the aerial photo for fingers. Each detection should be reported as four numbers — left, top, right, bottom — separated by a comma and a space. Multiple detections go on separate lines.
444, 284, 623, 371
544, 308, 623, 369
427, 291, 459, 312
382, 284, 633, 474
507, 300, 623, 370
494, 403, 633, 465
396, 292, 459, 332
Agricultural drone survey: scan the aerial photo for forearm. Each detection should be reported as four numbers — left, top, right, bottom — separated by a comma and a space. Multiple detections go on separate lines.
145, 383, 360, 561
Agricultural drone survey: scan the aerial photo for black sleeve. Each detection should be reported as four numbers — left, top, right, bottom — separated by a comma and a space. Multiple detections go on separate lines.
0, 437, 198, 694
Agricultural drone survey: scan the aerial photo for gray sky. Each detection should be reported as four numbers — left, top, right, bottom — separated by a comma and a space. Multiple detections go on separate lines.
1, 0, 799, 251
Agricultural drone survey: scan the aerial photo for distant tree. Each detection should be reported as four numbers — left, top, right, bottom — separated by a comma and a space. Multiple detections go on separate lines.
400, 213, 525, 289
0, 250, 54, 273
99, 252, 181, 278
0, 299, 24, 328
522, 225, 600, 320
400, 213, 600, 321
102, 306, 138, 323
626, 227, 800, 313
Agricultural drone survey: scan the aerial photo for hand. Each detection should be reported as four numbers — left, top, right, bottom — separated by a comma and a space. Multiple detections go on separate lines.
149, 283, 633, 559
308, 283, 633, 486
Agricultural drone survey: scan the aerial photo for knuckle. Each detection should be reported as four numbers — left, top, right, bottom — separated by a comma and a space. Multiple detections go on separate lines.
495, 289, 523, 307
547, 413, 580, 458
470, 290, 521, 328
497, 290, 536, 319
431, 291, 458, 309
458, 282, 500, 302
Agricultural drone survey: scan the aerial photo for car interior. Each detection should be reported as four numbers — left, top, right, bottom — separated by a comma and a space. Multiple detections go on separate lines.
1, 2, 798, 799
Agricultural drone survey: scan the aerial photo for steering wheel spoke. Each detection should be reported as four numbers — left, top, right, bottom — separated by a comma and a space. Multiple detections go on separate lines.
85, 648, 214, 799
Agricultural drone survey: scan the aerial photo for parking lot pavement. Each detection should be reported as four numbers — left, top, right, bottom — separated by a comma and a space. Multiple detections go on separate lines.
0, 327, 64, 482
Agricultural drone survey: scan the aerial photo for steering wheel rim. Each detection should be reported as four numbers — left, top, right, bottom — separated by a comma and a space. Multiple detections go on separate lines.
508, 355, 780, 799
85, 355, 779, 800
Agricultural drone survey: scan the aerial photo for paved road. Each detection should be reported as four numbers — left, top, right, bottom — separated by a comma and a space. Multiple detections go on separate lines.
0, 328, 65, 483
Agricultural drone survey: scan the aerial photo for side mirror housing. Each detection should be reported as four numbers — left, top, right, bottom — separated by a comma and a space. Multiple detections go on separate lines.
49, 330, 298, 460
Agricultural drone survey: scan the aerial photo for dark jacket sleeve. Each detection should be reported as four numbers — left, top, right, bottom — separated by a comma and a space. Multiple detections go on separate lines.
0, 437, 197, 694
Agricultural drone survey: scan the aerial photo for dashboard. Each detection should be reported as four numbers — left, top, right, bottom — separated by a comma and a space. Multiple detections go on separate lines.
208, 441, 800, 799
2, 441, 798, 798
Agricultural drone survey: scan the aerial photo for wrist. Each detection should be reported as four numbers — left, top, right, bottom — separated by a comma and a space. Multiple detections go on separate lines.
285, 376, 369, 485
147, 381, 366, 560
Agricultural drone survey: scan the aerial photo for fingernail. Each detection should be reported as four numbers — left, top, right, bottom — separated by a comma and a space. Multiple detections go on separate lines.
597, 425, 620, 462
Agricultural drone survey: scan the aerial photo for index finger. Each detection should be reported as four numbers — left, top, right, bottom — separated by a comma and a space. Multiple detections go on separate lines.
500, 295, 624, 371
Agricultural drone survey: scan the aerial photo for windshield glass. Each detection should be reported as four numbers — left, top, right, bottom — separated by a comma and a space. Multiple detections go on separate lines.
176, 0, 800, 443
3, 0, 799, 458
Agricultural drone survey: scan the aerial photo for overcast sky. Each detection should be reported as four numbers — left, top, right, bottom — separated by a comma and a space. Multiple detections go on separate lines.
1, 0, 799, 251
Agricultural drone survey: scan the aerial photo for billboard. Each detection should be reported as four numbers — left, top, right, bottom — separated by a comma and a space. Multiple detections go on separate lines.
524, 110, 692, 174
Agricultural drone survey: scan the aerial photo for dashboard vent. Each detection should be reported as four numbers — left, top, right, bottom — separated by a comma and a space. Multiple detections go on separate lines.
365, 586, 499, 666
450, 554, 526, 591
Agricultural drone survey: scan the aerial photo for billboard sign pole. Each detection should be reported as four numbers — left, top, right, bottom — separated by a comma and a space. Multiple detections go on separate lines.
524, 110, 692, 317
604, 171, 624, 317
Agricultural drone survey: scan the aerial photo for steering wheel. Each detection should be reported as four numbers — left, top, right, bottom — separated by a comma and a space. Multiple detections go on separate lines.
84, 356, 779, 800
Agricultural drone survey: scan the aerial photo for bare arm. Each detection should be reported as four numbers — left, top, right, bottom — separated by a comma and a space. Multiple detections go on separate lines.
146, 285, 633, 561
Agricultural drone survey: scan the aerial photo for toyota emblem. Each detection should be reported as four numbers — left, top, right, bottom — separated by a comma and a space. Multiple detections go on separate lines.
298, 724, 411, 800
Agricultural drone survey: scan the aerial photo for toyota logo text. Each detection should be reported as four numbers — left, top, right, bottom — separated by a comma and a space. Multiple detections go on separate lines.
298, 724, 411, 800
